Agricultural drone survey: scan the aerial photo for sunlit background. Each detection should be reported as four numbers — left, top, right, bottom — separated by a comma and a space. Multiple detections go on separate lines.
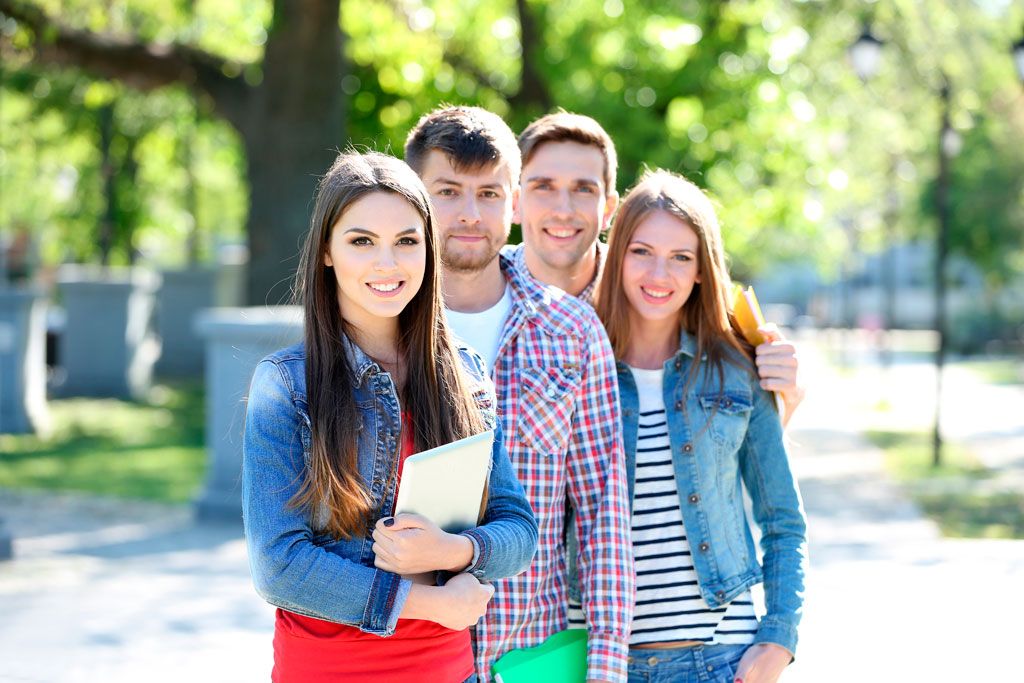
1, 1, 1022, 681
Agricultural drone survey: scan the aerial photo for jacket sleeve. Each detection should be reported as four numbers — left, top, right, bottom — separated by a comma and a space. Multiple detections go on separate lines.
459, 418, 539, 580
454, 349, 539, 581
737, 382, 808, 656
242, 359, 410, 636
565, 318, 635, 683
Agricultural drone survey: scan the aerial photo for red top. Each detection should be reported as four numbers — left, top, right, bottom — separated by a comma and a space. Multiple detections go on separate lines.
271, 414, 474, 682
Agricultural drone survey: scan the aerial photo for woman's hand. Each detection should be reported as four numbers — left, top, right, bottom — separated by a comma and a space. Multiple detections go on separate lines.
734, 642, 792, 683
372, 512, 474, 575
401, 572, 495, 630
434, 572, 495, 630
754, 323, 805, 428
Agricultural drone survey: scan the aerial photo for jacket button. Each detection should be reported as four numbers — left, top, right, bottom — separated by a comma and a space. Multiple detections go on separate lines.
688, 493, 699, 504
682, 443, 693, 454
624, 409, 632, 416
647, 656, 659, 665
674, 358, 682, 370
716, 590, 726, 600
699, 542, 710, 553
674, 400, 683, 411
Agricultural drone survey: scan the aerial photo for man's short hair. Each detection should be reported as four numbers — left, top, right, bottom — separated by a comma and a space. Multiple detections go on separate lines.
404, 105, 522, 186
517, 112, 618, 194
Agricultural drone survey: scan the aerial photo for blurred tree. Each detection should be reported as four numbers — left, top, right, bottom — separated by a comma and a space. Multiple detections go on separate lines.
2, 0, 1020, 304
1, 0, 341, 303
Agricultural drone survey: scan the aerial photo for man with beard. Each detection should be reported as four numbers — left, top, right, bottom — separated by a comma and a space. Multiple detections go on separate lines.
404, 106, 634, 683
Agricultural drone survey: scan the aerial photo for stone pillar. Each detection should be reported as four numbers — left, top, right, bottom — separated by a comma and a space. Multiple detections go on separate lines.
56, 266, 160, 399
155, 268, 217, 377
0, 518, 11, 561
193, 306, 303, 521
0, 287, 48, 434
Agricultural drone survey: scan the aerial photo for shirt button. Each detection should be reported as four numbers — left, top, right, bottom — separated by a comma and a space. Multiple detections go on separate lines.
624, 409, 632, 416
716, 590, 726, 601
688, 493, 700, 504
674, 400, 683, 411
707, 664, 714, 672
647, 656, 659, 665
682, 443, 694, 454
723, 398, 733, 408
699, 541, 710, 553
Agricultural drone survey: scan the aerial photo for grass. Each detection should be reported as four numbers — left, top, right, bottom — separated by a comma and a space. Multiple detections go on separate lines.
0, 382, 206, 502
958, 358, 1024, 386
865, 429, 1024, 539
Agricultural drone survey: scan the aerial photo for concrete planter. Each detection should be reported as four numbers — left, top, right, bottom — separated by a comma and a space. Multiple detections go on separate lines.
193, 306, 303, 521
56, 266, 159, 399
0, 287, 48, 434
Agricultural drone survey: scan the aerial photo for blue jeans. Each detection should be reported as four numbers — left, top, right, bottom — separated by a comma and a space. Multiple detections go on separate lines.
627, 643, 747, 683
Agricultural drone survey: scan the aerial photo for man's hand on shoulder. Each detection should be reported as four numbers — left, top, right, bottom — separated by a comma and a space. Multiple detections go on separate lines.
754, 323, 805, 428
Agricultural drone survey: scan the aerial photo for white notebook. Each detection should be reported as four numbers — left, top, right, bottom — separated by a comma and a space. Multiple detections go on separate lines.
393, 429, 494, 533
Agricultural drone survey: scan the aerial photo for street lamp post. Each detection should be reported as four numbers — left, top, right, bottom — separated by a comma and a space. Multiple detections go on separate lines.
848, 28, 958, 466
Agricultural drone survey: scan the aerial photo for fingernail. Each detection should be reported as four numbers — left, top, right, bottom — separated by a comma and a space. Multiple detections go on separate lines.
383, 517, 395, 527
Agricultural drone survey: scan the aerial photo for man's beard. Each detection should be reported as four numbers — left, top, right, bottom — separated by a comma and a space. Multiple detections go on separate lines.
441, 232, 502, 273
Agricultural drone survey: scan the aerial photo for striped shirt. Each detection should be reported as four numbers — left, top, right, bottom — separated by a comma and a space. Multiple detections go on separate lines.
466, 250, 634, 683
569, 366, 758, 647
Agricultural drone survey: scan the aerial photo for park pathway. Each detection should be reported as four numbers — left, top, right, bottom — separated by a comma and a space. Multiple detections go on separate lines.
0, 333, 1021, 682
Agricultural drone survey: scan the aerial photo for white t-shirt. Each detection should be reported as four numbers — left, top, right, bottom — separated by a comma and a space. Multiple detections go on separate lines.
445, 284, 512, 374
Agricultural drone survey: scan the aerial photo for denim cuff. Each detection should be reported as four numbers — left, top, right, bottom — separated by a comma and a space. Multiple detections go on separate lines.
459, 528, 488, 579
753, 616, 798, 659
360, 568, 411, 636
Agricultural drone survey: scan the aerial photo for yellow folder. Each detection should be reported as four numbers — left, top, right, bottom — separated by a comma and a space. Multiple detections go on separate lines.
732, 284, 766, 346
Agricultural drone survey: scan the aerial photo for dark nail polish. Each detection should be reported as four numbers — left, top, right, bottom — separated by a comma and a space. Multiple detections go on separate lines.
383, 517, 395, 527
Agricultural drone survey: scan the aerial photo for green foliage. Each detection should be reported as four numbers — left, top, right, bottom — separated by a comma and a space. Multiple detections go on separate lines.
1, 0, 1021, 286
0, 381, 206, 502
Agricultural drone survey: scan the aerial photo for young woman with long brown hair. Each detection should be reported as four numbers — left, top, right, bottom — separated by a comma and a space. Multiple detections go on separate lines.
242, 151, 537, 683
583, 170, 807, 683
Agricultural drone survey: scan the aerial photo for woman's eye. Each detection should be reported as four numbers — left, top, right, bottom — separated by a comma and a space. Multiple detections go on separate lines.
629, 247, 650, 256
674, 253, 692, 262
397, 237, 420, 246
351, 236, 372, 246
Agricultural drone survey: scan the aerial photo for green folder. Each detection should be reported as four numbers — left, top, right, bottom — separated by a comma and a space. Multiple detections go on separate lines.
492, 629, 588, 683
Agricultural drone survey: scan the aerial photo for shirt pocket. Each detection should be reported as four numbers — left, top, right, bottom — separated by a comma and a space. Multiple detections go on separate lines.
698, 392, 753, 453
516, 366, 579, 456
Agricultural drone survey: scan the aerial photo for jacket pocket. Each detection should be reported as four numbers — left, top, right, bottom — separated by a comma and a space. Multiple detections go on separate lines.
471, 387, 498, 431
698, 393, 753, 452
516, 366, 579, 456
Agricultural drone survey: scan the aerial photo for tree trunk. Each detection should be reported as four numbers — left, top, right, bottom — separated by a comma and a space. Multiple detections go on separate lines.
240, 0, 344, 305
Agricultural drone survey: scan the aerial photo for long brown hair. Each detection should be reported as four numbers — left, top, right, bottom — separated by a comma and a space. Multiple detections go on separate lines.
293, 151, 484, 539
594, 170, 756, 395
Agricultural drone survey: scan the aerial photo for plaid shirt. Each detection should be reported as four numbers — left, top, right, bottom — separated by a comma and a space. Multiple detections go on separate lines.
511, 238, 606, 308
472, 248, 634, 683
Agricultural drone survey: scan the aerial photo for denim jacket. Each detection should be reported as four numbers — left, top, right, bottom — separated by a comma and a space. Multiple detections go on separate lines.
242, 338, 538, 637
569, 329, 807, 654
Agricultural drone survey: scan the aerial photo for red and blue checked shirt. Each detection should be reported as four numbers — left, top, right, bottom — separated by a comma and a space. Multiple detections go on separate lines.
471, 250, 634, 683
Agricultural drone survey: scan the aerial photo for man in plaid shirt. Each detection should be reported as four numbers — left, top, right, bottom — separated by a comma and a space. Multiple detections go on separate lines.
405, 107, 634, 683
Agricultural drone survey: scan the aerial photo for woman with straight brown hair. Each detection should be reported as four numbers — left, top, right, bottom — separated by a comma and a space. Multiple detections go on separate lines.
242, 151, 537, 683
583, 170, 806, 683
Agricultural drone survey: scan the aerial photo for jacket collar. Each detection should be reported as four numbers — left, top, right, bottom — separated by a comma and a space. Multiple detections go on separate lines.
340, 333, 381, 387
499, 246, 576, 337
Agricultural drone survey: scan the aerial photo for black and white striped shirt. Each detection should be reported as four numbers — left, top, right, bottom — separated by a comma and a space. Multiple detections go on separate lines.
569, 365, 758, 646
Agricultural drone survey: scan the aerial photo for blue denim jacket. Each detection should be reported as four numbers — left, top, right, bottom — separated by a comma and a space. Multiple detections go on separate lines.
242, 338, 538, 637
569, 329, 807, 654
